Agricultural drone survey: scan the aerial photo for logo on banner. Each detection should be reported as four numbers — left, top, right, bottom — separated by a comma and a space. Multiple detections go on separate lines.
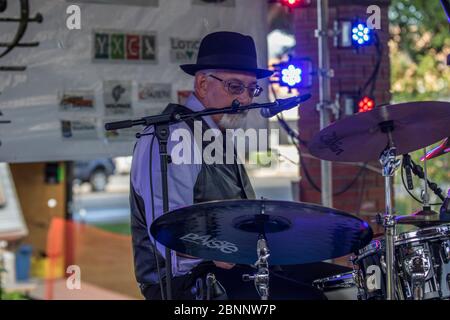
61, 120, 98, 140
138, 83, 171, 102
59, 91, 95, 112
104, 80, 132, 116
192, 0, 235, 7
112, 85, 126, 102
170, 38, 200, 63
94, 30, 157, 63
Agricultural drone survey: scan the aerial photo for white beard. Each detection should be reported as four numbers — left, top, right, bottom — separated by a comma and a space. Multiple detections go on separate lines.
218, 112, 247, 130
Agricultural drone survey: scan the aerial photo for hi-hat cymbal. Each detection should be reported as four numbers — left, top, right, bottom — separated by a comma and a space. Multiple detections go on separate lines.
395, 211, 450, 227
150, 199, 373, 265
308, 101, 450, 162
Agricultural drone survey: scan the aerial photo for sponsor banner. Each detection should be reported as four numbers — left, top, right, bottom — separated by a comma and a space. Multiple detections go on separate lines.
59, 90, 95, 112
69, 0, 159, 6
93, 30, 157, 63
103, 80, 133, 116
61, 120, 98, 140
192, 0, 235, 7
138, 83, 172, 102
170, 37, 201, 64
0, 0, 267, 162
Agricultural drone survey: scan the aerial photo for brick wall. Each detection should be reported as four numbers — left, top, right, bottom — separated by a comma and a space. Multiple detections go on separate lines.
294, 1, 392, 257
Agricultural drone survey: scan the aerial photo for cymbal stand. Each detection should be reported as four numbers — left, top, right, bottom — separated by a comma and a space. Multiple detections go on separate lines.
422, 148, 432, 209
243, 236, 270, 300
379, 121, 401, 300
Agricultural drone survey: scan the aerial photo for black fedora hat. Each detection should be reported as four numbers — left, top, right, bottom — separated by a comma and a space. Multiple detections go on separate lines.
180, 31, 273, 79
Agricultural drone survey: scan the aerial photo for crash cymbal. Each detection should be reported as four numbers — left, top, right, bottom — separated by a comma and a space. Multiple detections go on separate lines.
308, 101, 450, 162
150, 199, 373, 265
410, 207, 439, 216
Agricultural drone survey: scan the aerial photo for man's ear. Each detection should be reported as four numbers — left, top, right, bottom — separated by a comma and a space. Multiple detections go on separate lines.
194, 73, 208, 99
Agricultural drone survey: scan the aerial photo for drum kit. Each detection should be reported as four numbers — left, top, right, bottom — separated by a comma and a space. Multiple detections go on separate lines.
150, 100, 450, 300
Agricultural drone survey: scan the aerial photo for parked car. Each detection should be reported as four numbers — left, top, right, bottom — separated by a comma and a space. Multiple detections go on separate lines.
113, 156, 132, 175
73, 158, 116, 192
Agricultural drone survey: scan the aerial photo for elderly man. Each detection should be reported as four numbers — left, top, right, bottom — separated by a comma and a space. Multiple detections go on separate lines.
130, 31, 333, 300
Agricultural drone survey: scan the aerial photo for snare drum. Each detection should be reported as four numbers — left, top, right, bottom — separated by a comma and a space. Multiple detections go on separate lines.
353, 224, 450, 300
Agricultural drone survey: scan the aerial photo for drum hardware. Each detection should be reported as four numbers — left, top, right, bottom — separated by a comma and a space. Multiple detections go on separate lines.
400, 147, 437, 301
403, 247, 432, 300
242, 236, 270, 300
194, 277, 204, 300
206, 273, 227, 300
309, 101, 450, 299
396, 149, 447, 226
401, 153, 445, 204
346, 225, 450, 300
443, 241, 450, 262
399, 153, 446, 226
194, 273, 227, 300
379, 123, 401, 300
206, 274, 214, 300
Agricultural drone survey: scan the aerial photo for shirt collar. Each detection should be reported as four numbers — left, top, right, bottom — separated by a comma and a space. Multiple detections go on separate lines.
185, 93, 219, 130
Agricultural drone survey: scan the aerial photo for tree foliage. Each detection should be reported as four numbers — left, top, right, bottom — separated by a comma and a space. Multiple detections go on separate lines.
389, 0, 450, 102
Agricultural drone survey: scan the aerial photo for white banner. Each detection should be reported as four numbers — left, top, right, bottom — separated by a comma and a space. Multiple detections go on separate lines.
0, 0, 269, 163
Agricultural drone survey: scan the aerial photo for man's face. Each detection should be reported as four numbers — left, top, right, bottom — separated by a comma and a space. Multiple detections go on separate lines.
195, 70, 258, 129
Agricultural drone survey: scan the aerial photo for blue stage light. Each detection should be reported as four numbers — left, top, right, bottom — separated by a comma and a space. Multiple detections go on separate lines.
281, 64, 302, 87
351, 23, 371, 46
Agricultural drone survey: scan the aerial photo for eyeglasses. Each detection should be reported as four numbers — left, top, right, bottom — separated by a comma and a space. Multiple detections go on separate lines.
208, 74, 263, 98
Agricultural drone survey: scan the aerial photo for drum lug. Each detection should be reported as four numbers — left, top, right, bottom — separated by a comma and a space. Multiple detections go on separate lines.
404, 250, 431, 280
442, 241, 450, 263
411, 276, 425, 300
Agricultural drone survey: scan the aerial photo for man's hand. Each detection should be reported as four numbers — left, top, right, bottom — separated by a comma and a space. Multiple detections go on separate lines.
213, 261, 235, 269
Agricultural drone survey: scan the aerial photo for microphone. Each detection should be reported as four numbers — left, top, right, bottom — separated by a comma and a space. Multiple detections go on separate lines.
402, 154, 414, 190
260, 93, 312, 118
